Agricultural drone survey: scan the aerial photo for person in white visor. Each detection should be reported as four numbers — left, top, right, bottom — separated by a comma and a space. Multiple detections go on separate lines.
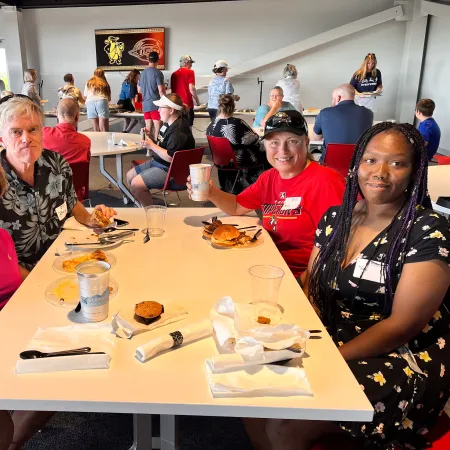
126, 93, 195, 206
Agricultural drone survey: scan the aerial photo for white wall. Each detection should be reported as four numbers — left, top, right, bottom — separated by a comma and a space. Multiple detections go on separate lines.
420, 16, 450, 152
19, 0, 405, 119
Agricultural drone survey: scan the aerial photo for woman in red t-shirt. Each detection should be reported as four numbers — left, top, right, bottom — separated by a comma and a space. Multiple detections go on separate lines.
187, 110, 346, 278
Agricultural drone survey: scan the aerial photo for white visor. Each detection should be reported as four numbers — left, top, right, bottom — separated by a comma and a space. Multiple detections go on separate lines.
153, 95, 183, 111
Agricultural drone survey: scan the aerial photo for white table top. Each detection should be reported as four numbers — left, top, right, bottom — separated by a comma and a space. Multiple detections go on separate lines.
0, 208, 372, 421
81, 132, 142, 156
428, 165, 450, 203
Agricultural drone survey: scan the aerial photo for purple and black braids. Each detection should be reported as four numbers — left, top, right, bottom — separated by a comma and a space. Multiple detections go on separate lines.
309, 122, 431, 324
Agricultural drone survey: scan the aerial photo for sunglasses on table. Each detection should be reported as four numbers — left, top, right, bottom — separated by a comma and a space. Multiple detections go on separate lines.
0, 94, 33, 105
265, 112, 308, 135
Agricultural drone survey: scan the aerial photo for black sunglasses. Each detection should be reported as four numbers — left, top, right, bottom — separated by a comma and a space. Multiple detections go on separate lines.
265, 112, 308, 135
0, 94, 33, 105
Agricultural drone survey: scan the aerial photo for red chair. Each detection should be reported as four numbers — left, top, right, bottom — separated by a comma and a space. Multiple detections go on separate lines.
323, 143, 356, 178
132, 147, 206, 206
207, 135, 264, 194
69, 161, 90, 203
434, 155, 450, 165
311, 412, 450, 450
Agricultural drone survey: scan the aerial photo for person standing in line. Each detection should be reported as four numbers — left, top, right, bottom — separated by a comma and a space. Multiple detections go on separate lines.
84, 68, 111, 132
57, 73, 85, 106
350, 53, 382, 112
138, 51, 165, 141
171, 55, 200, 127
20, 69, 41, 106
416, 98, 441, 161
118, 69, 140, 133
276, 64, 303, 112
207, 60, 239, 120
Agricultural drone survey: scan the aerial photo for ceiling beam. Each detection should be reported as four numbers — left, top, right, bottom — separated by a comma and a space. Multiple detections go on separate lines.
422, 0, 450, 17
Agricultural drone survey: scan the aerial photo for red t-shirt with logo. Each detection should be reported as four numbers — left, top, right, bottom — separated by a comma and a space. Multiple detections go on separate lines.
170, 67, 195, 108
237, 162, 345, 277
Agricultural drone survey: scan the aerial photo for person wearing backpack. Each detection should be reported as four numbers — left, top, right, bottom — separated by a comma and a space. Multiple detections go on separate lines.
58, 73, 85, 106
118, 69, 140, 133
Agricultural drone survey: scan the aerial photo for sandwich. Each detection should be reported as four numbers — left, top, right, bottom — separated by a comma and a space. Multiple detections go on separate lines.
92, 209, 111, 228
211, 225, 248, 248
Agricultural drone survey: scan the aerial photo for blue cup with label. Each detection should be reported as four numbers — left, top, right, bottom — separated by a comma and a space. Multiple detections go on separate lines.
76, 261, 111, 322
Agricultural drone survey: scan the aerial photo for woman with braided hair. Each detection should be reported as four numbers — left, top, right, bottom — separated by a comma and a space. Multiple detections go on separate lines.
245, 123, 450, 449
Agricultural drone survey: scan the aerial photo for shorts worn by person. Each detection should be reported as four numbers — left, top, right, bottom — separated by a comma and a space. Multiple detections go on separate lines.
139, 65, 164, 120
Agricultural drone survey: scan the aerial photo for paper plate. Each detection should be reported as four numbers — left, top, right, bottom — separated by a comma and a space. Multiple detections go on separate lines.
204, 232, 264, 251
52, 251, 117, 274
45, 276, 119, 309
64, 233, 124, 250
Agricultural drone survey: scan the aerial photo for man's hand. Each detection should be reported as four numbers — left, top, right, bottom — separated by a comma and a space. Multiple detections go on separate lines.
271, 99, 283, 110
234, 95, 241, 102
87, 205, 117, 228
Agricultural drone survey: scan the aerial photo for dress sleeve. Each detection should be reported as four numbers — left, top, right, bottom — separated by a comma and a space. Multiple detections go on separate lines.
404, 210, 450, 265
314, 206, 339, 249
238, 119, 259, 145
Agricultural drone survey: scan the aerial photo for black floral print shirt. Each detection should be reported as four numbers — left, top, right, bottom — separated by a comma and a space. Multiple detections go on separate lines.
0, 149, 78, 270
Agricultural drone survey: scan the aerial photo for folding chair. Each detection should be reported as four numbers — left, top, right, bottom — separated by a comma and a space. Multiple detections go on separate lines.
322, 143, 356, 178
207, 135, 264, 194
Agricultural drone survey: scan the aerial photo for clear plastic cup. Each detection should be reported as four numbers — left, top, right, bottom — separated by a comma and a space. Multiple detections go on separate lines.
144, 205, 167, 237
107, 132, 116, 147
249, 265, 285, 306
76, 261, 111, 322
189, 164, 212, 201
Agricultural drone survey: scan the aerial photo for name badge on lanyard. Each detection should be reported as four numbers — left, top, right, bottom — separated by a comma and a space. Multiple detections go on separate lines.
353, 258, 385, 284
55, 201, 67, 221
281, 197, 301, 211
160, 125, 167, 134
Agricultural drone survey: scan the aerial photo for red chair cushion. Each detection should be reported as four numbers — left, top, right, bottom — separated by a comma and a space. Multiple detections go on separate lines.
434, 155, 450, 165
131, 159, 147, 169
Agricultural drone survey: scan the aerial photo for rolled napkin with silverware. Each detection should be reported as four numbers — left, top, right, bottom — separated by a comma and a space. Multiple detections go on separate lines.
135, 319, 212, 362
15, 324, 114, 374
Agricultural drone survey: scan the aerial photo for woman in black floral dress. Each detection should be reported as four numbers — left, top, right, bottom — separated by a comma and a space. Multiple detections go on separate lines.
206, 94, 268, 194
245, 123, 450, 449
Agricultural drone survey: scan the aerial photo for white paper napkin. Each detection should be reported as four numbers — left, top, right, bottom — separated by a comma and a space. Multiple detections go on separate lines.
136, 319, 212, 362
15, 324, 114, 374
210, 297, 310, 368
118, 139, 128, 147
62, 216, 90, 231
205, 362, 313, 398
112, 302, 189, 339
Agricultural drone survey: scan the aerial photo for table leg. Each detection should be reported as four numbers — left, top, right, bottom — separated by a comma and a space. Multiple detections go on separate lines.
129, 414, 161, 450
98, 155, 139, 206
160, 415, 177, 450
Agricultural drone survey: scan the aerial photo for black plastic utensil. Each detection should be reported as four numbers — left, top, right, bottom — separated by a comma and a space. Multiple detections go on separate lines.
75, 302, 81, 313
102, 227, 139, 233
238, 226, 257, 230
143, 229, 150, 244
309, 329, 322, 333
202, 221, 238, 226
20, 346, 96, 360
250, 229, 263, 241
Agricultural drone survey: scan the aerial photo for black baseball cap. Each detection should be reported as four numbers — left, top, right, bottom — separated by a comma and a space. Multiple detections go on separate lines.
263, 110, 308, 139
148, 51, 159, 62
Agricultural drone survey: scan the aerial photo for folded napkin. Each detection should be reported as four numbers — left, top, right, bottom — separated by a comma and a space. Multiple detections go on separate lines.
118, 139, 128, 147
16, 324, 114, 374
205, 362, 313, 398
136, 319, 212, 362
210, 297, 309, 369
62, 216, 90, 231
112, 302, 188, 339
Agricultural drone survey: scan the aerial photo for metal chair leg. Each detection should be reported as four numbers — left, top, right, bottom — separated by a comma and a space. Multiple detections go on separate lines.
162, 191, 168, 208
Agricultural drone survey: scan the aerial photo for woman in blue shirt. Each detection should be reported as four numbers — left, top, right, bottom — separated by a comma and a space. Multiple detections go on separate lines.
118, 69, 140, 133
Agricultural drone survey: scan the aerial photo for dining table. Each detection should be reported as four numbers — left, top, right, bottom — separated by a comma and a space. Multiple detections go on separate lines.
0, 208, 373, 450
81, 132, 143, 206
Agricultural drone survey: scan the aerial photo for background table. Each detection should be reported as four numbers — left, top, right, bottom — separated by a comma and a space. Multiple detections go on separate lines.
81, 132, 142, 206
0, 208, 372, 449
428, 165, 450, 215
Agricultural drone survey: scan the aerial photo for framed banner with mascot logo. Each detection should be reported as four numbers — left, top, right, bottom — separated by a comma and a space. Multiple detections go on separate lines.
95, 28, 165, 71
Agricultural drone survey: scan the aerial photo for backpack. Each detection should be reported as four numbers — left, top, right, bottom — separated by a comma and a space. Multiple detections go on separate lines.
58, 84, 78, 101
119, 81, 131, 100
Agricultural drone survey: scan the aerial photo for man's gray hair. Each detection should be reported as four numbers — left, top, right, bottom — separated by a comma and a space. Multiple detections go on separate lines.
283, 64, 297, 79
0, 96, 44, 133
57, 97, 79, 119
272, 86, 284, 94
334, 84, 356, 100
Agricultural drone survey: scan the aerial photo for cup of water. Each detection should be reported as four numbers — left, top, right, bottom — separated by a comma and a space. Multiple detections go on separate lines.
144, 205, 167, 237
107, 133, 116, 147
249, 265, 285, 306
76, 261, 111, 322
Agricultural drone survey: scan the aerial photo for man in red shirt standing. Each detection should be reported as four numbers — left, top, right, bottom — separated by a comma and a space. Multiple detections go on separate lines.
170, 54, 200, 126
43, 98, 91, 200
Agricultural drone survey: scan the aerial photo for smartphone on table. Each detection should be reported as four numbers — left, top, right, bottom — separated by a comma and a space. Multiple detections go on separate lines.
115, 218, 130, 227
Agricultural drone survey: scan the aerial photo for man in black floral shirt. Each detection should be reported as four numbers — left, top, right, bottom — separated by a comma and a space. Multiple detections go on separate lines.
0, 96, 116, 274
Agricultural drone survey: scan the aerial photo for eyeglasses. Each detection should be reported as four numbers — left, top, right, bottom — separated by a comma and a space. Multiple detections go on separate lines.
0, 94, 32, 105
265, 112, 308, 135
